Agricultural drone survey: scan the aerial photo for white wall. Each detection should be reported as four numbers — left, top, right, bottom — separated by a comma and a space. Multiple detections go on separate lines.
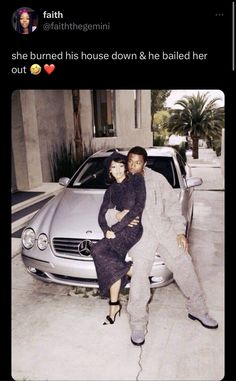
12, 89, 152, 190
80, 90, 152, 153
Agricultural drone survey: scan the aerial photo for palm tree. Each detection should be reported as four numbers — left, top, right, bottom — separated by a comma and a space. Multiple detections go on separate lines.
167, 92, 224, 158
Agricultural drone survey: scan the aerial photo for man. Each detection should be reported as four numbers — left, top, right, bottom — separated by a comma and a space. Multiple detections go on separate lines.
106, 146, 218, 346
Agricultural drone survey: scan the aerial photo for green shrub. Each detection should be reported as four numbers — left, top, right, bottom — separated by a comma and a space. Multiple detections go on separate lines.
50, 141, 80, 182
153, 135, 165, 146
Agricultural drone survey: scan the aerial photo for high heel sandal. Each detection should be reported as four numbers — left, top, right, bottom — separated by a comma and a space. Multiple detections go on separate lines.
103, 300, 122, 325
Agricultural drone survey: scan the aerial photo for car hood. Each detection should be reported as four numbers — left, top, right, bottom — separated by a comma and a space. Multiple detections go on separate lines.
28, 188, 106, 239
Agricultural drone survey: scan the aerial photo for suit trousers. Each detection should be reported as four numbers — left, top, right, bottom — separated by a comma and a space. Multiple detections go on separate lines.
127, 228, 208, 331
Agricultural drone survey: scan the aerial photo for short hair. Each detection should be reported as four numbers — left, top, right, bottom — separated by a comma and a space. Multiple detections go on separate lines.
109, 157, 127, 167
128, 146, 148, 163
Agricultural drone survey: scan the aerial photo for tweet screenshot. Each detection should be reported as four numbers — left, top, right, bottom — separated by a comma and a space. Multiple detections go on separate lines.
6, 2, 234, 381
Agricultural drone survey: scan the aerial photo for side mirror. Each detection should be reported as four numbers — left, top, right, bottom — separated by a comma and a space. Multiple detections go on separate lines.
59, 177, 70, 187
186, 177, 203, 188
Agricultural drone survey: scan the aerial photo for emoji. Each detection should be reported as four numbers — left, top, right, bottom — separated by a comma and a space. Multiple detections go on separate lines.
30, 64, 41, 75
44, 64, 55, 75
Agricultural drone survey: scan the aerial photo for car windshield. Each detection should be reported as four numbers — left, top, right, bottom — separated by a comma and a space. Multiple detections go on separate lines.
69, 156, 180, 189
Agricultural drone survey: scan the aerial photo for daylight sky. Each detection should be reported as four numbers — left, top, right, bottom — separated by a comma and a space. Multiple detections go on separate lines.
165, 90, 225, 109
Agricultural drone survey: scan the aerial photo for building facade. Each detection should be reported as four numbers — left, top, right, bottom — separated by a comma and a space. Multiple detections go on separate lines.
12, 89, 152, 191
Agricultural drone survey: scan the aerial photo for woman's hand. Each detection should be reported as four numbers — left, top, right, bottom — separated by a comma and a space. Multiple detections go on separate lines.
116, 209, 129, 222
176, 234, 188, 252
106, 230, 116, 239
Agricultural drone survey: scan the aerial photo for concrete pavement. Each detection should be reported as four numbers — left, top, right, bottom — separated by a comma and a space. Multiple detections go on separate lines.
11, 148, 224, 380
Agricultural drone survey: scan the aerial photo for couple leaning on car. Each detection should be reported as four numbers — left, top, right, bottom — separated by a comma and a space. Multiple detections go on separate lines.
91, 146, 218, 346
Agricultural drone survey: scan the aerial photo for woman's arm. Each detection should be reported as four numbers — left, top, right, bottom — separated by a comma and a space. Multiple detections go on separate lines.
98, 188, 115, 234
111, 174, 146, 233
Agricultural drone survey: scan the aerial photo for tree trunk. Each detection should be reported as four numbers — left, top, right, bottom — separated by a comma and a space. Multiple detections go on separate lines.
72, 90, 84, 163
206, 137, 212, 148
151, 113, 154, 130
192, 136, 199, 159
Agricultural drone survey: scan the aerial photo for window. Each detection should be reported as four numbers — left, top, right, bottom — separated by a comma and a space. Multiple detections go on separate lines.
92, 90, 116, 137
134, 90, 141, 128
147, 157, 180, 188
69, 158, 109, 189
176, 153, 187, 176
69, 156, 180, 190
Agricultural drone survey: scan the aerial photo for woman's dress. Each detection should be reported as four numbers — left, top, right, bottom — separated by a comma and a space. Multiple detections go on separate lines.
91, 173, 146, 297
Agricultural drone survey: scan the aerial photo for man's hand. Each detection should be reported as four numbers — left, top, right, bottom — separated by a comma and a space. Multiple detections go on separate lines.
116, 209, 129, 222
128, 216, 140, 227
106, 230, 116, 239
176, 234, 188, 252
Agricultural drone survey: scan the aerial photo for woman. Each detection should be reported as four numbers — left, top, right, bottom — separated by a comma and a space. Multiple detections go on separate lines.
91, 151, 146, 325
16, 9, 37, 34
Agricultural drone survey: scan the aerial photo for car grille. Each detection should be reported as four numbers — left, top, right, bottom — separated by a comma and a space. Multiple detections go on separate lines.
52, 237, 98, 260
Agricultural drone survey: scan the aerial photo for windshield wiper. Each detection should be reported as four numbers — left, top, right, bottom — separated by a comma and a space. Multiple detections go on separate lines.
74, 169, 104, 186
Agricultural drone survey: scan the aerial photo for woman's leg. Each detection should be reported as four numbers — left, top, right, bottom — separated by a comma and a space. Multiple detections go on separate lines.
107, 263, 133, 319
108, 279, 121, 319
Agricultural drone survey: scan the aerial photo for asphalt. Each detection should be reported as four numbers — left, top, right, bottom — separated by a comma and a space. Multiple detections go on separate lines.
11, 148, 224, 381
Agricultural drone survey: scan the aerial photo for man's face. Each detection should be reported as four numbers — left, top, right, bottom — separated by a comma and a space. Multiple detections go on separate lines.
127, 153, 145, 174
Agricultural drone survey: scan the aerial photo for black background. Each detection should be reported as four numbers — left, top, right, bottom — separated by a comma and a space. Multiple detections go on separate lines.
7, 2, 233, 88
3, 1, 235, 380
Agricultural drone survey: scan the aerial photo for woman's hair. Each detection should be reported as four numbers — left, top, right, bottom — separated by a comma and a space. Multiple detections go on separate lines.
16, 9, 33, 34
108, 158, 128, 183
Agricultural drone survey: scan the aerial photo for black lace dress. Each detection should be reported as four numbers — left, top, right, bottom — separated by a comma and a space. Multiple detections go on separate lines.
91, 173, 146, 297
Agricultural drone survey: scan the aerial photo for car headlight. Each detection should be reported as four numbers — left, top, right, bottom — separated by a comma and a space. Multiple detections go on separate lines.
37, 233, 48, 250
22, 228, 36, 249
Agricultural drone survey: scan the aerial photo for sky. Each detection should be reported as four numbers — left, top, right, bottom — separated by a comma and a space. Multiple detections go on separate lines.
165, 90, 225, 109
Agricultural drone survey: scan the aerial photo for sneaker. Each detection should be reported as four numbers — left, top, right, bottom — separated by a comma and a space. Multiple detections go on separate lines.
188, 313, 218, 329
131, 330, 145, 346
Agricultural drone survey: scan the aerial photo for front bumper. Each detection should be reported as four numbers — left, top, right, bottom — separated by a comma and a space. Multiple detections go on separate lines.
21, 251, 173, 289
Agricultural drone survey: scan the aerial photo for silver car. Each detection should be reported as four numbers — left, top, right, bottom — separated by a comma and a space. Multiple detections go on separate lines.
21, 147, 202, 289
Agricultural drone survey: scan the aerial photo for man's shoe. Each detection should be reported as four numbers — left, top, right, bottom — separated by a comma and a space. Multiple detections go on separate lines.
131, 330, 145, 346
188, 313, 218, 329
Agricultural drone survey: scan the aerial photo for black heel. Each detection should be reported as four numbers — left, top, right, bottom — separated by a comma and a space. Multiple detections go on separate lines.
103, 300, 122, 325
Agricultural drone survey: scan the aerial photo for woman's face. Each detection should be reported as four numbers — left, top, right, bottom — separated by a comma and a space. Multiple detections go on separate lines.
20, 12, 30, 29
110, 161, 126, 183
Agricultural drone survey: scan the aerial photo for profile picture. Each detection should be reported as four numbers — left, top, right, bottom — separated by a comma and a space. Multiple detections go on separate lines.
12, 7, 38, 34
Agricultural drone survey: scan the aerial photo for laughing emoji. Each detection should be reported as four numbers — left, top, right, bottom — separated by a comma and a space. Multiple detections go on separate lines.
30, 64, 41, 75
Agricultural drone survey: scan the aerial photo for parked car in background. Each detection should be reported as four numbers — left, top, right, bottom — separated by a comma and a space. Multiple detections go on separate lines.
21, 147, 202, 289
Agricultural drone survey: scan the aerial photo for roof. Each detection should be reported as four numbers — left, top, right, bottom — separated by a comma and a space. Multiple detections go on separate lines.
91, 146, 177, 158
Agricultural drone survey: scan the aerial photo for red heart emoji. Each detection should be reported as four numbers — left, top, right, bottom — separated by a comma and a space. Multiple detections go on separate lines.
44, 64, 55, 75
